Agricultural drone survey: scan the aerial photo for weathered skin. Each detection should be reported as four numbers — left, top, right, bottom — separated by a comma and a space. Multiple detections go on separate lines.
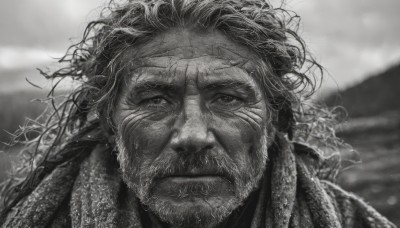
113, 28, 275, 227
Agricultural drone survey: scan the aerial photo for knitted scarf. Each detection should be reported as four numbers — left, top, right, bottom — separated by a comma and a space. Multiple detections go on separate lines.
1, 134, 395, 228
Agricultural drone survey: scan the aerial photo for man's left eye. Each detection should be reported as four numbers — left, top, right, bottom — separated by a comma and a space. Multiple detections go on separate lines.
148, 97, 166, 104
213, 94, 243, 107
218, 95, 237, 103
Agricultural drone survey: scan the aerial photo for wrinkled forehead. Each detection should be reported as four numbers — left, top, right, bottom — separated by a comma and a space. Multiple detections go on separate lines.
118, 28, 265, 89
121, 28, 260, 71
135, 28, 257, 60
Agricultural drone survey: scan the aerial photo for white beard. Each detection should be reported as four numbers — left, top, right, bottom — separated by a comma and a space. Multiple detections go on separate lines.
116, 128, 270, 228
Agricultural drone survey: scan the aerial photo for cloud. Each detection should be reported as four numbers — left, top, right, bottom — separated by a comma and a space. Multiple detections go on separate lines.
0, 46, 63, 70
0, 0, 105, 49
0, 0, 399, 93
290, 0, 400, 90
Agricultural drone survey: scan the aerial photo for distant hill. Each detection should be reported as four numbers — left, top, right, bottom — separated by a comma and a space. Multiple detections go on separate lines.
0, 90, 47, 148
325, 63, 400, 226
0, 67, 48, 93
324, 63, 400, 118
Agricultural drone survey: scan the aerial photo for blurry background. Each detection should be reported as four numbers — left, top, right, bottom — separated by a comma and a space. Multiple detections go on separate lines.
0, 0, 399, 225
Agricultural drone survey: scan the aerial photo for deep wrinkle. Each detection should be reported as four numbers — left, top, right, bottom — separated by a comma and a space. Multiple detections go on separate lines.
113, 27, 274, 228
120, 62, 265, 148
6, 1, 394, 228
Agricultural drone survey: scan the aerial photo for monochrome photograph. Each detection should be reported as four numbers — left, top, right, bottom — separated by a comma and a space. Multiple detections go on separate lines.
0, 0, 399, 227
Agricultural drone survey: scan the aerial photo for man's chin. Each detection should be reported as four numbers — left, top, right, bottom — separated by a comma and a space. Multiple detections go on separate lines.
156, 194, 234, 209
147, 194, 239, 228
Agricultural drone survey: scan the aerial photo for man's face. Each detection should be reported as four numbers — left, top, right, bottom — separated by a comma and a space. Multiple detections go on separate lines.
113, 28, 273, 227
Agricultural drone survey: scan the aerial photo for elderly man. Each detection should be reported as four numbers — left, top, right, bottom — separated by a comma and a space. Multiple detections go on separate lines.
0, 0, 395, 227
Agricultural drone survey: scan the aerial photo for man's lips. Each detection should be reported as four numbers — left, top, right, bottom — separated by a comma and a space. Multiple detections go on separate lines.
156, 168, 231, 181
161, 175, 224, 184
151, 165, 236, 187
152, 171, 233, 198
156, 169, 231, 183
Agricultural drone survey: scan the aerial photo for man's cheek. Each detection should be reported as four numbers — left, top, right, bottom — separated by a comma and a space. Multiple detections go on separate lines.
121, 115, 173, 156
214, 114, 262, 146
233, 108, 267, 148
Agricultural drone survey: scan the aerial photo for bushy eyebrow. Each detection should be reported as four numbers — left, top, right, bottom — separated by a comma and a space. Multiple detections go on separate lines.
130, 81, 179, 94
199, 79, 257, 96
129, 79, 258, 98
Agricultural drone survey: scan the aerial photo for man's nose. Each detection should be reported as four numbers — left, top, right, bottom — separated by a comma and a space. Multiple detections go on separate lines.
170, 99, 215, 154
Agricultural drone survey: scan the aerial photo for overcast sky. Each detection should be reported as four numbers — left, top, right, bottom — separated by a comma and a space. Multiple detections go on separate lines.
0, 0, 399, 93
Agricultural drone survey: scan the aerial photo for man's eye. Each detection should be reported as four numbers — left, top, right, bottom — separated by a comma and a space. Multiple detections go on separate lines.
148, 97, 164, 104
141, 96, 169, 107
218, 95, 237, 103
213, 94, 243, 107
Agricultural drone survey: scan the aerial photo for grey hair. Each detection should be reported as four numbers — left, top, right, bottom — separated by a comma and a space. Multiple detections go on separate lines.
1, 0, 330, 218
61, 0, 321, 134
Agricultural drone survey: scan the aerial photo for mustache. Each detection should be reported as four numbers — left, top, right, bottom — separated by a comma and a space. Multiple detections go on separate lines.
139, 150, 241, 184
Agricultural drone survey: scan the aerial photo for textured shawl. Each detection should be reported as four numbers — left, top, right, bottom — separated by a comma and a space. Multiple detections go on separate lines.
1, 135, 395, 228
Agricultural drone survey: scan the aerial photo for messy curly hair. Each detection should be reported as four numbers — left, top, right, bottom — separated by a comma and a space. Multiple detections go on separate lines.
1, 0, 347, 220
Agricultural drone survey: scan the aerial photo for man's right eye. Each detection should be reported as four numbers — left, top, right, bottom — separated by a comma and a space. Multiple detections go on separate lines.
141, 96, 170, 108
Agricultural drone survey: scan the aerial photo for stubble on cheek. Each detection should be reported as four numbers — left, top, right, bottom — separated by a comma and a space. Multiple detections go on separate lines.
115, 106, 160, 196
115, 110, 272, 228
213, 100, 272, 197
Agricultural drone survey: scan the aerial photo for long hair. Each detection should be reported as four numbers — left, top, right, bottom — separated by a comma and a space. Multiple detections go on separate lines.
0, 0, 348, 218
